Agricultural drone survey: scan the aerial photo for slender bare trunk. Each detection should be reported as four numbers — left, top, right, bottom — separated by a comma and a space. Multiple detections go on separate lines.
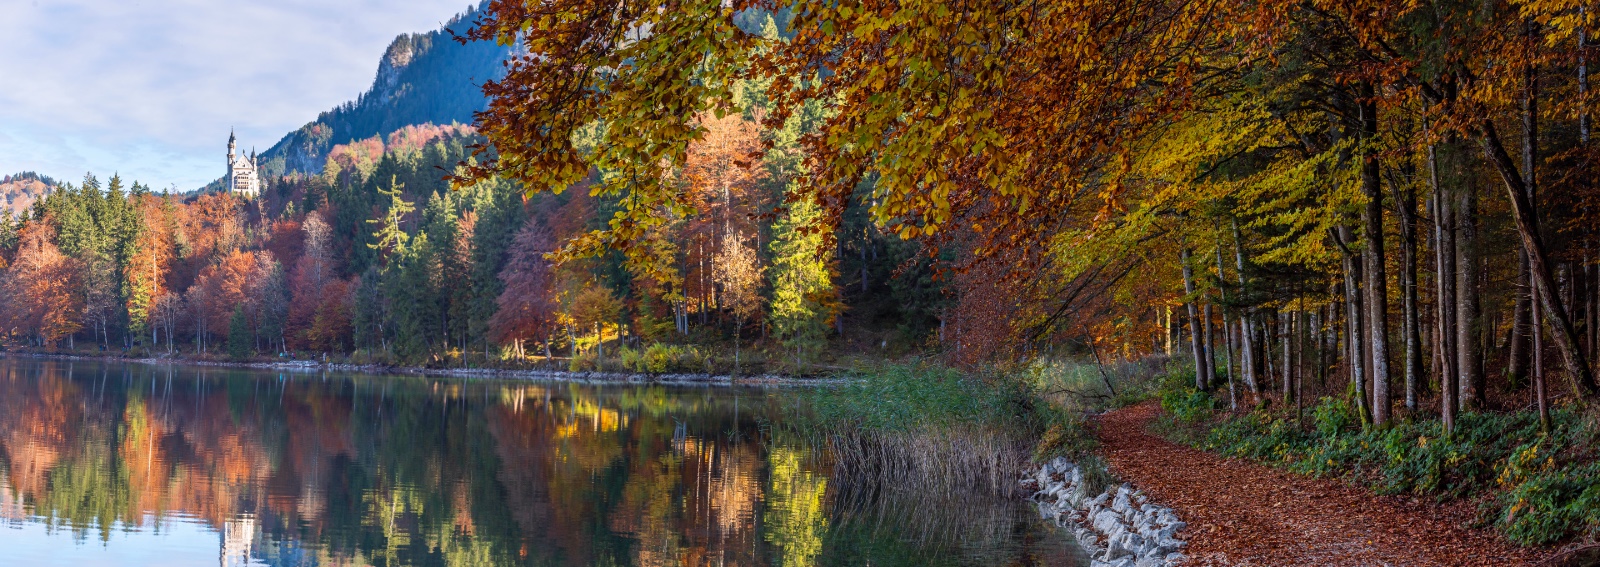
1182, 249, 1211, 390
1457, 175, 1484, 411
1203, 302, 1216, 389
1339, 229, 1370, 425
1281, 311, 1293, 404
1232, 220, 1260, 400
1430, 146, 1460, 434
1215, 244, 1239, 409
1392, 164, 1424, 411
1360, 94, 1391, 425
1535, 285, 1551, 430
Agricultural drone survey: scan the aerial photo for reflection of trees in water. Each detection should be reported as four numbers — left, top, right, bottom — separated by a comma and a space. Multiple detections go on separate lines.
765, 446, 828, 567
0, 360, 1070, 567
818, 487, 1086, 567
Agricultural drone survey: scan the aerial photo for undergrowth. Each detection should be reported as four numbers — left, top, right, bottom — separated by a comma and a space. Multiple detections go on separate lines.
782, 361, 1075, 497
1153, 378, 1600, 546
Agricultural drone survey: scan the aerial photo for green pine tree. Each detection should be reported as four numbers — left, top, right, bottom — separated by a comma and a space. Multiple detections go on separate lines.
768, 195, 838, 360
228, 306, 251, 359
367, 176, 414, 265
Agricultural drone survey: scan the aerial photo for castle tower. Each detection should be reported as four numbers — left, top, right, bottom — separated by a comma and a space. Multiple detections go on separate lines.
225, 130, 259, 198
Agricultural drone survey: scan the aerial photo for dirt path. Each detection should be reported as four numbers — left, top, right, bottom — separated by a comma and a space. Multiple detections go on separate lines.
1096, 402, 1558, 567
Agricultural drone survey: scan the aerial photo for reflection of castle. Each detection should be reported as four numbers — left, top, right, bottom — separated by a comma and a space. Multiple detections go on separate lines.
221, 515, 256, 567
226, 130, 261, 198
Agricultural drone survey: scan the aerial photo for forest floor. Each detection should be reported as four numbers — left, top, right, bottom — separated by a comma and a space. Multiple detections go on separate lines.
1096, 402, 1566, 567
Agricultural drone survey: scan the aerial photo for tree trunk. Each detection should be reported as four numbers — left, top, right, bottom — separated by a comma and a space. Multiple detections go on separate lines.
1509, 255, 1533, 388
1282, 310, 1293, 405
1215, 244, 1239, 410
1430, 160, 1459, 433
1181, 249, 1211, 390
1232, 220, 1261, 400
1338, 226, 1370, 425
1392, 163, 1424, 411
1535, 285, 1551, 430
1203, 302, 1215, 389
1360, 95, 1391, 425
1478, 119, 1600, 400
1456, 175, 1484, 411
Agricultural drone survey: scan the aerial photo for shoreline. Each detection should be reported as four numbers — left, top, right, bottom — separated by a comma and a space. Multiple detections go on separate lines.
1, 351, 848, 387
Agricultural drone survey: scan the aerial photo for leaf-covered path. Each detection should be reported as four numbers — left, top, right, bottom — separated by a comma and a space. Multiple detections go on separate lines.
1095, 403, 1557, 567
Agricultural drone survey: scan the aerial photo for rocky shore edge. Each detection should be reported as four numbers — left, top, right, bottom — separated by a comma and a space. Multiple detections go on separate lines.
1022, 457, 1188, 567
3, 351, 845, 387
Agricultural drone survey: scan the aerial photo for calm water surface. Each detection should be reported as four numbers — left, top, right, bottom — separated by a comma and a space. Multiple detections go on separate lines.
0, 358, 1084, 566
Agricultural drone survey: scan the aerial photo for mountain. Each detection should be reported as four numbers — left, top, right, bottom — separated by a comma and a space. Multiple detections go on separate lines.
0, 172, 56, 216
254, 3, 512, 180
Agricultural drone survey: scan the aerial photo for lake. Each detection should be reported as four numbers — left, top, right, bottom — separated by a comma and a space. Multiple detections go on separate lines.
0, 357, 1085, 566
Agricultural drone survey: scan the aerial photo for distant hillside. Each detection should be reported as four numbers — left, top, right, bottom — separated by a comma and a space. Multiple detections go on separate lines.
255, 2, 511, 180
0, 172, 56, 216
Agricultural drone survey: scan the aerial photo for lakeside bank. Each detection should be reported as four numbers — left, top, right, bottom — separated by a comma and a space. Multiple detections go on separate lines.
0, 350, 849, 387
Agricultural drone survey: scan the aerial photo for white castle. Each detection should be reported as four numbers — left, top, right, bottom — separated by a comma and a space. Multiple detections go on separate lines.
226, 130, 261, 197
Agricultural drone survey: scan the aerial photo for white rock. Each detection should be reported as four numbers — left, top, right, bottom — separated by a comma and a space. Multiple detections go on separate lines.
1113, 491, 1134, 514
1091, 493, 1110, 508
1093, 509, 1124, 534
1101, 541, 1136, 563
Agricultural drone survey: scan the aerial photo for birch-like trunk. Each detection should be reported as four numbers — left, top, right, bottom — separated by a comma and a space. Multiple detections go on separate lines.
1181, 249, 1211, 390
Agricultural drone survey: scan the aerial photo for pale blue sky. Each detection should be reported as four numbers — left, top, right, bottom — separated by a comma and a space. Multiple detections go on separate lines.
0, 0, 478, 191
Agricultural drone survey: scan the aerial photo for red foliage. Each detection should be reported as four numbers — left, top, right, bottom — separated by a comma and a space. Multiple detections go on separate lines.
385, 123, 475, 156
288, 213, 337, 349
489, 224, 558, 347
264, 219, 305, 273
305, 278, 353, 352
189, 250, 262, 336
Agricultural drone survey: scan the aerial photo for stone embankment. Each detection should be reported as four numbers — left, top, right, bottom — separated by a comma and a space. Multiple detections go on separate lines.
1022, 457, 1188, 567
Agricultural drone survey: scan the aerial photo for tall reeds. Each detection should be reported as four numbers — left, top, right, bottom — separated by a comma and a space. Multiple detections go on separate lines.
784, 362, 1056, 498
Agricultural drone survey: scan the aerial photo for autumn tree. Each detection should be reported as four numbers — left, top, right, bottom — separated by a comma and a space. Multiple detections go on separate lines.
714, 231, 764, 375
0, 222, 82, 346
490, 224, 559, 359
567, 282, 622, 365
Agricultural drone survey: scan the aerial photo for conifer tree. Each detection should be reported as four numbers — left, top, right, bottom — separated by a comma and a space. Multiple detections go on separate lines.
228, 306, 250, 359
768, 195, 837, 360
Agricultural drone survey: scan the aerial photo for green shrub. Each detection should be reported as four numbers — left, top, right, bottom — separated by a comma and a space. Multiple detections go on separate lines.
569, 350, 598, 372
616, 343, 704, 374
1312, 396, 1358, 438
1033, 415, 1098, 461
1498, 462, 1600, 546
1161, 386, 1215, 424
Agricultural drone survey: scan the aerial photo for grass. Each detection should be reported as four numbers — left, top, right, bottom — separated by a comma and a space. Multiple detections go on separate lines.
781, 361, 1068, 497
1024, 355, 1172, 413
779, 356, 1165, 500
1151, 372, 1600, 547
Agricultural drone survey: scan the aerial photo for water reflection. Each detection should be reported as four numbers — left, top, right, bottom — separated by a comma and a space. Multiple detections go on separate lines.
0, 358, 1083, 566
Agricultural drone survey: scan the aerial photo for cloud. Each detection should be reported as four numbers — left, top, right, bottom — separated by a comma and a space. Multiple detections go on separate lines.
0, 0, 477, 189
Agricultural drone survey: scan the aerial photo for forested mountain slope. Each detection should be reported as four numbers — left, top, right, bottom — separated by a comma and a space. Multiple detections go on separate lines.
253, 2, 511, 179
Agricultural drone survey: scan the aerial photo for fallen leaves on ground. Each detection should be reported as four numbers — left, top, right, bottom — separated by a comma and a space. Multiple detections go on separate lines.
1095, 402, 1559, 567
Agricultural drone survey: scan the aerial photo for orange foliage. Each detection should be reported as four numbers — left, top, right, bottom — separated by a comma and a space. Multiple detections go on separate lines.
1, 222, 82, 344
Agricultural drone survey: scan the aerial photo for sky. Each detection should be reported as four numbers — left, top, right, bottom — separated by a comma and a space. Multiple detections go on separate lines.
0, 0, 479, 191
